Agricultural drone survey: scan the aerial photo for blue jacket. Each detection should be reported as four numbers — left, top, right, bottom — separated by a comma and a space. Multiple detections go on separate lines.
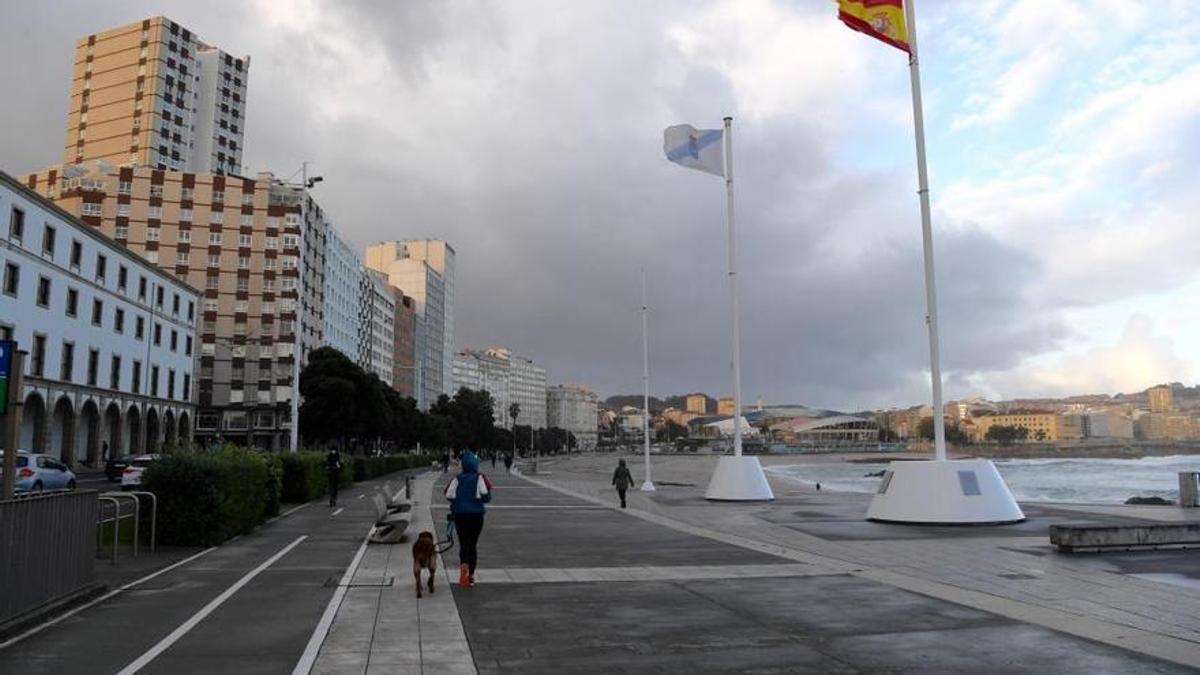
445, 451, 492, 514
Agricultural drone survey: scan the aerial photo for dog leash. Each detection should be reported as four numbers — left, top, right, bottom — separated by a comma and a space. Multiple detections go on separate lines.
436, 512, 456, 554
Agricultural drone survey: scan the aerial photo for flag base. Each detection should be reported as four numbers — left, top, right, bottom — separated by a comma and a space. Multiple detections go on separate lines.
640, 480, 656, 492
866, 459, 1024, 524
705, 455, 774, 501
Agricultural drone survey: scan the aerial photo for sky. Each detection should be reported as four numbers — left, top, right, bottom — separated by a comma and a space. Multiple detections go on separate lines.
2, 0, 1197, 410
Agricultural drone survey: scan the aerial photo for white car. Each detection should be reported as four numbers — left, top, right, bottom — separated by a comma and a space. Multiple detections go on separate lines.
120, 454, 161, 490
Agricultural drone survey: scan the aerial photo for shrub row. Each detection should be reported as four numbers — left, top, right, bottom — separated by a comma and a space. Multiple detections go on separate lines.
143, 449, 435, 547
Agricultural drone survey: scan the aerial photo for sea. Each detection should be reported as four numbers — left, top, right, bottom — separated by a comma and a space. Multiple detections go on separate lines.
766, 455, 1200, 504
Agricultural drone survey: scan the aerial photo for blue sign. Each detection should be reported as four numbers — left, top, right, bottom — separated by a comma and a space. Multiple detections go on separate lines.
0, 340, 12, 415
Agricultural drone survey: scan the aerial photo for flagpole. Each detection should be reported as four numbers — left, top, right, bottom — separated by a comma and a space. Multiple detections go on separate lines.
640, 268, 655, 491
903, 0, 946, 462
723, 116, 744, 457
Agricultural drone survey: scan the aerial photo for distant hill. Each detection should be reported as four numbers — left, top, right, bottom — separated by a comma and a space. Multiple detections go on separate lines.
603, 392, 716, 414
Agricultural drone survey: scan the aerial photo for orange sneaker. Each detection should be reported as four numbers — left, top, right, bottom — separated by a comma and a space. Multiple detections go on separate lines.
458, 563, 470, 588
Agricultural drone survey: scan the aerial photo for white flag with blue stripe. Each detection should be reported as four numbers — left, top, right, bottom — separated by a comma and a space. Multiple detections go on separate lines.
664, 125, 724, 177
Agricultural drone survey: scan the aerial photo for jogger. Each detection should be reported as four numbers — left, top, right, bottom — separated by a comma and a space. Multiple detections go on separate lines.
445, 450, 493, 587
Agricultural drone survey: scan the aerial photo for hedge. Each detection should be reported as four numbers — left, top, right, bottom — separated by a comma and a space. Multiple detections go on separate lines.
142, 449, 435, 547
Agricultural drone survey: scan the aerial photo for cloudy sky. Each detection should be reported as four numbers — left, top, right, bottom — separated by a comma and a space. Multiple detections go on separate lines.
3, 0, 1197, 410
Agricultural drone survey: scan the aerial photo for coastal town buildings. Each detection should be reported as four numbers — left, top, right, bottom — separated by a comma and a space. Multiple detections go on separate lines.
546, 385, 599, 449
1, 170, 199, 463
1148, 385, 1175, 413
685, 393, 707, 415
65, 17, 249, 175
716, 397, 735, 415
452, 347, 547, 429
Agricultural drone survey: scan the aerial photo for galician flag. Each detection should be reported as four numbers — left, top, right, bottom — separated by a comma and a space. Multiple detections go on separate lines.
663, 125, 724, 177
837, 0, 910, 53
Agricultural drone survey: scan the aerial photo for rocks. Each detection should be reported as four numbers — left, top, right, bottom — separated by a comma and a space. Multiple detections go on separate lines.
864, 470, 886, 478
1124, 496, 1175, 505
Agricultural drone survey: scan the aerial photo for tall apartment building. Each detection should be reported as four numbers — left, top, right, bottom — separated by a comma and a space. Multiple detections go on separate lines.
357, 269, 395, 386
23, 161, 330, 450
65, 17, 250, 175
453, 347, 546, 429
322, 226, 361, 359
393, 292, 417, 399
685, 394, 708, 415
2, 170, 199, 464
547, 385, 600, 450
364, 240, 455, 410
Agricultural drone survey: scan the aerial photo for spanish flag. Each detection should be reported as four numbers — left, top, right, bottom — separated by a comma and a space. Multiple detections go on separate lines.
837, 0, 910, 53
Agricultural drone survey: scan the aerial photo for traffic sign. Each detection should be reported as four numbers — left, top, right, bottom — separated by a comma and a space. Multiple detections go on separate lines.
0, 340, 13, 415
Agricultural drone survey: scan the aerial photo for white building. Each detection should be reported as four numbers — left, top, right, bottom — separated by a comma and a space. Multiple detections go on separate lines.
357, 269, 395, 386
364, 240, 455, 410
1, 170, 199, 464
453, 347, 545, 429
322, 225, 361, 359
547, 385, 599, 450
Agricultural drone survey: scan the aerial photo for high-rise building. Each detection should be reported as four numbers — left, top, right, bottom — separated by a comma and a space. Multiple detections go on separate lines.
1148, 385, 1174, 413
322, 226, 361, 359
1, 170, 199, 463
453, 347, 546, 429
364, 240, 455, 410
547, 385, 600, 450
357, 269, 395, 386
717, 397, 735, 415
393, 291, 417, 399
685, 394, 707, 415
65, 17, 250, 175
23, 161, 333, 450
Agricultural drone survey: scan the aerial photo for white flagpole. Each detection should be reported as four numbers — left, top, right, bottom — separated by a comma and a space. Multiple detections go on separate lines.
723, 116, 744, 457
640, 268, 655, 491
903, 0, 946, 462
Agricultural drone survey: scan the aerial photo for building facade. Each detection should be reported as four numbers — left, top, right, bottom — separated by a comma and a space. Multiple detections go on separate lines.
969, 411, 1078, 442
23, 161, 330, 450
452, 347, 546, 429
1, 170, 198, 464
685, 394, 707, 415
322, 225, 361, 359
716, 397, 735, 416
393, 291, 416, 399
65, 16, 250, 175
1148, 385, 1174, 413
546, 385, 599, 450
364, 240, 455, 409
357, 269, 395, 386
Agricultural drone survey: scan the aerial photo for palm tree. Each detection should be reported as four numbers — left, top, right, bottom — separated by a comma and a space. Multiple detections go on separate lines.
508, 403, 520, 456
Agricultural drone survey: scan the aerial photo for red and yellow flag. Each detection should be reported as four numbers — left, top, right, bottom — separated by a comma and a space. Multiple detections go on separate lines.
837, 0, 910, 53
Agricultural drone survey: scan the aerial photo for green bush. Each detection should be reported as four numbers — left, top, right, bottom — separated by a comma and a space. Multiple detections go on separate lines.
280, 452, 327, 503
142, 448, 273, 547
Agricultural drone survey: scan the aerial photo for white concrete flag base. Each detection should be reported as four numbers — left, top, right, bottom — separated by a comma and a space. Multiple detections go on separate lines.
705, 455, 775, 501
640, 480, 656, 492
866, 459, 1024, 524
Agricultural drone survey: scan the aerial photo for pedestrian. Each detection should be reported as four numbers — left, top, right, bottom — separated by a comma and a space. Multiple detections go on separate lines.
445, 450, 492, 587
490, 451, 497, 469
612, 459, 634, 508
326, 447, 343, 507
101, 440, 109, 463
503, 452, 513, 473
441, 452, 451, 473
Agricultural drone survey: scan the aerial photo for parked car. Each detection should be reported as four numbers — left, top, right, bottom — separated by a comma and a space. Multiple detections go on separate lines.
0, 452, 77, 492
105, 455, 134, 482
120, 454, 161, 490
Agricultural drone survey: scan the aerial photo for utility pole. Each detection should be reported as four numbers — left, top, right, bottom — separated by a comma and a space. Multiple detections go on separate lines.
2, 350, 26, 500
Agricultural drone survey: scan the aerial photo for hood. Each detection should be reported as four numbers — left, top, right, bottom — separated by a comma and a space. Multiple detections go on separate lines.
461, 451, 480, 472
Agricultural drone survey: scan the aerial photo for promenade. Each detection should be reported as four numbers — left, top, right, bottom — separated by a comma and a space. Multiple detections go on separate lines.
310, 454, 1200, 673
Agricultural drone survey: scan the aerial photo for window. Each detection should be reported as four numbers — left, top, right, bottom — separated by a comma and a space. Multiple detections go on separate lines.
8, 207, 24, 242
41, 225, 56, 257
181, 187, 194, 200
208, 232, 222, 245
264, 258, 277, 271
178, 230, 191, 243
114, 308, 125, 333
207, 254, 220, 267
66, 288, 78, 316
239, 234, 252, 247
236, 277, 249, 292
239, 214, 252, 227
31, 334, 46, 376
149, 185, 164, 198
36, 276, 51, 307
115, 226, 129, 239
60, 342, 74, 381
118, 265, 128, 291
212, 191, 224, 203
265, 236, 278, 250
146, 227, 160, 241
266, 216, 279, 228
261, 302, 274, 314
203, 298, 218, 312
3, 263, 19, 296
187, 300, 194, 320
182, 374, 191, 401
238, 256, 249, 269
81, 203, 102, 216
180, 208, 193, 221
138, 276, 147, 300
145, 250, 158, 264
87, 349, 99, 386
176, 251, 189, 265
150, 365, 159, 397
95, 254, 107, 282
205, 276, 219, 290
282, 256, 298, 269
263, 279, 275, 291
136, 316, 145, 340
154, 323, 162, 345
118, 181, 132, 194
284, 214, 300, 226
168, 369, 176, 399
118, 203, 130, 217
281, 278, 296, 291
70, 240, 82, 269
172, 293, 180, 314
170, 329, 178, 351
91, 299, 103, 325
283, 234, 299, 248
156, 286, 164, 307
148, 205, 162, 219
209, 212, 223, 224
185, 335, 193, 356
240, 193, 253, 206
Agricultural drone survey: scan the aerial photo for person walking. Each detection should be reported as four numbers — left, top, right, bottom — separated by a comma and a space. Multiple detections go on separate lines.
441, 452, 451, 473
612, 459, 634, 508
503, 452, 513, 473
445, 450, 492, 587
325, 447, 343, 507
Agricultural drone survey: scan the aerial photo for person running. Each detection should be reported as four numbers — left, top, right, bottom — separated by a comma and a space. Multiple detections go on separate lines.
503, 452, 514, 473
325, 447, 343, 507
445, 450, 492, 587
612, 459, 634, 508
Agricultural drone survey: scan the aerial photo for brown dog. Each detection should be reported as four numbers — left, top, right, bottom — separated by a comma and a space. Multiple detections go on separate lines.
412, 531, 437, 597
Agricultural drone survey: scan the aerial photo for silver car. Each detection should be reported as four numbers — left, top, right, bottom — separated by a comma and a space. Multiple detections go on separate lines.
0, 452, 77, 491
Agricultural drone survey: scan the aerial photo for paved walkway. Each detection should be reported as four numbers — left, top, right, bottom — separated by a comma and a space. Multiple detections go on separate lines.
308, 458, 1200, 673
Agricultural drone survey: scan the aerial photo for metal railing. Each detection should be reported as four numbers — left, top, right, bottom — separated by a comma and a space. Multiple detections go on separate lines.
96, 490, 157, 562
0, 491, 98, 626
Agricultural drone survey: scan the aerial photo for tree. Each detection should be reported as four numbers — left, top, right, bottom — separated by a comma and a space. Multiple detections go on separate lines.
656, 420, 687, 443
449, 387, 496, 450
299, 347, 385, 447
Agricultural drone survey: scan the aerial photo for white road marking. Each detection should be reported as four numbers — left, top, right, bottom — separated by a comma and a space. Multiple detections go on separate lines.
291, 527, 373, 675
0, 546, 219, 650
117, 535, 307, 674
331, 508, 344, 517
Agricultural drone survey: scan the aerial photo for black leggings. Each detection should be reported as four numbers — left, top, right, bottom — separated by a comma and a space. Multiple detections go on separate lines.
455, 513, 485, 573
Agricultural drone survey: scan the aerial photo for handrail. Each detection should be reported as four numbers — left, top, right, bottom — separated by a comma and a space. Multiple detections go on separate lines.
101, 492, 141, 558
96, 496, 123, 564
127, 490, 157, 553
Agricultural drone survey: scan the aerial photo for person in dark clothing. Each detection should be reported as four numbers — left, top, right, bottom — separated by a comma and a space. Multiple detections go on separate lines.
325, 448, 342, 507
612, 459, 634, 508
503, 453, 513, 473
441, 452, 451, 473
445, 451, 492, 587
490, 451, 497, 469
